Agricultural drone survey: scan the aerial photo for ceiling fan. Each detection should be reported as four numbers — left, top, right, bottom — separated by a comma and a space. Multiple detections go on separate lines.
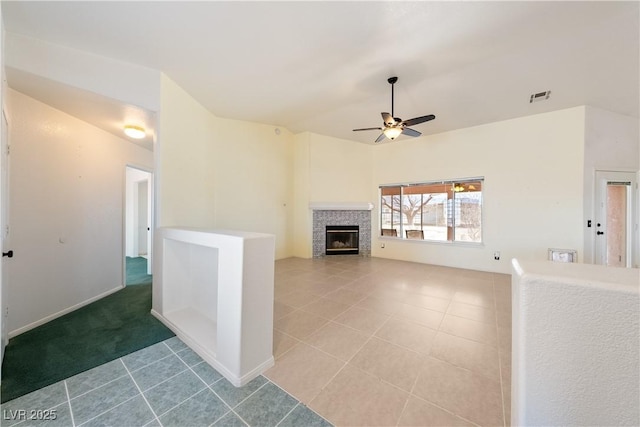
353, 76, 435, 143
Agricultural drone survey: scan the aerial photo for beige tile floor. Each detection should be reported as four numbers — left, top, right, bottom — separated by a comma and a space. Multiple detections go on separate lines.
266, 256, 512, 427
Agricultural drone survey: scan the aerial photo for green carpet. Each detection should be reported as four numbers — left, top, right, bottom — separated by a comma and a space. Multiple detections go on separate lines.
126, 256, 152, 285
1, 283, 174, 403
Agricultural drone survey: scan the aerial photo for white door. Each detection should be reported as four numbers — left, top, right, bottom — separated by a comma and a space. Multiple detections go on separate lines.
125, 166, 153, 280
137, 180, 149, 257
594, 171, 637, 267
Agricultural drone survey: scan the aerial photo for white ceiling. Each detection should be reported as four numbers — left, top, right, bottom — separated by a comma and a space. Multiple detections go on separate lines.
6, 67, 156, 150
3, 1, 639, 145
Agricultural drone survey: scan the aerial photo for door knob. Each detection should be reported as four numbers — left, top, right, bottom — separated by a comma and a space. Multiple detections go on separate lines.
2, 250, 13, 258
596, 231, 604, 235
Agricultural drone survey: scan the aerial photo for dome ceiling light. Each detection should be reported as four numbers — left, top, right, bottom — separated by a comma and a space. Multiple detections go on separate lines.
124, 125, 146, 139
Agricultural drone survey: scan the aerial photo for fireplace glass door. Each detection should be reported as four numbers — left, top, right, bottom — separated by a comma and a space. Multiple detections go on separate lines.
325, 225, 359, 255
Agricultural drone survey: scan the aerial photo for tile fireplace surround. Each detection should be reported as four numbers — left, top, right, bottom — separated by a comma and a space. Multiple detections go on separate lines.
311, 202, 373, 258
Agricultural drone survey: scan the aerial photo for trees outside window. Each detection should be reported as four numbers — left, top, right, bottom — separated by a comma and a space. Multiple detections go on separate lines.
380, 179, 483, 243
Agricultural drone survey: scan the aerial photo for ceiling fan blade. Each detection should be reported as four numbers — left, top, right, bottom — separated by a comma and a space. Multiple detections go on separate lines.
402, 114, 436, 127
401, 127, 422, 137
375, 133, 386, 143
353, 127, 382, 132
381, 112, 395, 126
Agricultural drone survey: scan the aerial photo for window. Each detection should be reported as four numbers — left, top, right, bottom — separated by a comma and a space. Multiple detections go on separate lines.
380, 178, 483, 243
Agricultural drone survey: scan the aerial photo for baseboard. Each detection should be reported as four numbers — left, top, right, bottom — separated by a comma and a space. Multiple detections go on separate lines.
151, 309, 274, 387
9, 285, 125, 338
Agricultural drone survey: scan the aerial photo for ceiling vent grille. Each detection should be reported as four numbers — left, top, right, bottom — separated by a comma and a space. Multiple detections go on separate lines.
530, 90, 551, 103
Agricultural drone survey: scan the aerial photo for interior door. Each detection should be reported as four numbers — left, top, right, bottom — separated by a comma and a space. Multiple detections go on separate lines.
125, 166, 154, 281
137, 179, 149, 257
594, 171, 636, 267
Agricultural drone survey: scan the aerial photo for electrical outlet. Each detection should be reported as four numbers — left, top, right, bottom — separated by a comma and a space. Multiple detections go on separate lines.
494, 251, 500, 260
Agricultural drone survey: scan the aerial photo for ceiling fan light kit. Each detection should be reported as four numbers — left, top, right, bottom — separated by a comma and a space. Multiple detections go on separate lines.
353, 76, 435, 143
383, 127, 402, 140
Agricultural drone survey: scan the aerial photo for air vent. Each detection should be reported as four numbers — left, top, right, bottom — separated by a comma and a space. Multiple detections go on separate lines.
530, 90, 551, 103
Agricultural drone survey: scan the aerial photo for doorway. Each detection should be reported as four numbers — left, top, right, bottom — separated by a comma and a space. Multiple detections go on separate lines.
125, 166, 153, 285
594, 170, 637, 267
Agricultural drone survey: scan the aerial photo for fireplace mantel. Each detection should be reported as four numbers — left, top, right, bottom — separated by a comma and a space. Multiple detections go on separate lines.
310, 202, 374, 211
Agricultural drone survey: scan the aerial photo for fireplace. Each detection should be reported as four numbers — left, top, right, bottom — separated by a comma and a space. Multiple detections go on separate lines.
326, 225, 359, 255
311, 205, 371, 258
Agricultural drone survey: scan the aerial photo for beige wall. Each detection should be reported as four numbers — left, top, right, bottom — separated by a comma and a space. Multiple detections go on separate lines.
158, 74, 218, 228
213, 119, 294, 259
292, 133, 312, 257
583, 106, 639, 265
156, 78, 627, 274
369, 107, 586, 273
291, 132, 373, 258
281, 107, 590, 273
157, 75, 294, 259
308, 132, 372, 202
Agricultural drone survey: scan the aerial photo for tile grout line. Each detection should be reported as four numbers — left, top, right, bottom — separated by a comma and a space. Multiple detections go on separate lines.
164, 339, 253, 427
401, 286, 492, 426
493, 276, 509, 427
67, 372, 130, 401
139, 342, 212, 420
74, 394, 141, 427
393, 294, 457, 427
404, 391, 482, 427
154, 386, 208, 420
273, 402, 300, 427
214, 380, 271, 427
135, 364, 192, 397
345, 270, 499, 427
163, 336, 241, 425
304, 313, 399, 423
287, 271, 471, 421
267, 379, 333, 426
127, 350, 179, 375
393, 293, 454, 427
63, 380, 76, 427
120, 358, 163, 427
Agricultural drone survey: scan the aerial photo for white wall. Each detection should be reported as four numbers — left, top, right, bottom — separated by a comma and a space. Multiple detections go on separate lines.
370, 107, 586, 273
6, 89, 153, 335
512, 259, 639, 426
5, 33, 160, 112
583, 106, 639, 265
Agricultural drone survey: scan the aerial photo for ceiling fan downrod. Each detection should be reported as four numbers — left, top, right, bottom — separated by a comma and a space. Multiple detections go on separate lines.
388, 76, 398, 118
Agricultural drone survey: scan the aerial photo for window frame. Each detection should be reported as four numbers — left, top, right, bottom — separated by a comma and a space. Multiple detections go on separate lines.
379, 177, 484, 245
